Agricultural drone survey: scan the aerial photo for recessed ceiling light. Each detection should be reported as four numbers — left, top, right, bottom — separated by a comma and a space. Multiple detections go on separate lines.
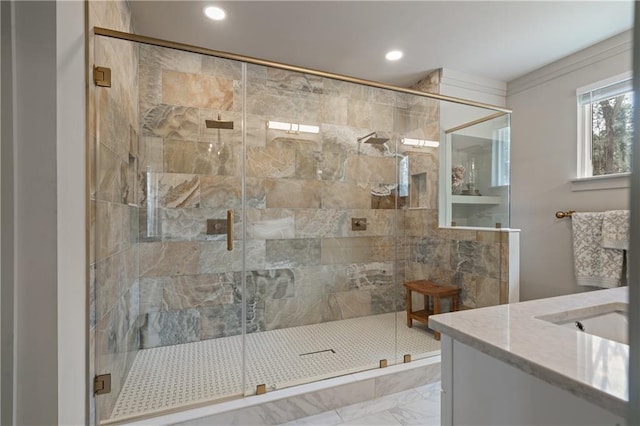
385, 50, 403, 61
204, 6, 226, 21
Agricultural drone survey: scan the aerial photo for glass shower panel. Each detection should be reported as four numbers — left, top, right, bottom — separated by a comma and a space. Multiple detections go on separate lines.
242, 68, 401, 395
93, 35, 247, 423
92, 34, 142, 424
394, 93, 443, 362
446, 112, 511, 228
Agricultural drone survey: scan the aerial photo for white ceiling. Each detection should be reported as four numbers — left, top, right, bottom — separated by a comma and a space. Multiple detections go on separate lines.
128, 1, 634, 88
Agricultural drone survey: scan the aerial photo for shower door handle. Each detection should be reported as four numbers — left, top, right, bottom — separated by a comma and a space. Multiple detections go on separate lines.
227, 210, 233, 251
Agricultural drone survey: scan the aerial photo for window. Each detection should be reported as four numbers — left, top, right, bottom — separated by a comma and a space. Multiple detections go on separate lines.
577, 73, 633, 178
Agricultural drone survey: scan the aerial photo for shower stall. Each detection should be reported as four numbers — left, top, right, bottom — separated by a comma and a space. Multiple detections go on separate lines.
90, 28, 511, 424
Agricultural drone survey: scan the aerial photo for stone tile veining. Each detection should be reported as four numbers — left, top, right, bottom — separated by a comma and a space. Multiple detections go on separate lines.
429, 286, 629, 416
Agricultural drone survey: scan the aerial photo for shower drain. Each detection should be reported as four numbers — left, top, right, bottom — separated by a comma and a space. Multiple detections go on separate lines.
299, 349, 336, 357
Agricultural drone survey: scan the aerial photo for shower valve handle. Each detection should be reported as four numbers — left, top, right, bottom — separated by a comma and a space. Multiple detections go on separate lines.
227, 210, 233, 251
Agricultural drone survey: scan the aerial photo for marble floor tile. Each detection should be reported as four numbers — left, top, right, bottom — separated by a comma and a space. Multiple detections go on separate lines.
280, 410, 343, 426
414, 381, 442, 398
340, 410, 403, 426
336, 388, 423, 422
388, 392, 440, 426
283, 382, 441, 426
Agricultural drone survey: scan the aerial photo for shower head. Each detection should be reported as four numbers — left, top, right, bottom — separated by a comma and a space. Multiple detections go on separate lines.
205, 112, 234, 130
357, 131, 389, 145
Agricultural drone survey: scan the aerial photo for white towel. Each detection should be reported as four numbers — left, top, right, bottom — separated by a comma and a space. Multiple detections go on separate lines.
572, 212, 624, 288
602, 210, 630, 250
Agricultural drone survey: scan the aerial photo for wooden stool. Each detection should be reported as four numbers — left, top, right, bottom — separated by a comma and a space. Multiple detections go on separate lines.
403, 280, 461, 340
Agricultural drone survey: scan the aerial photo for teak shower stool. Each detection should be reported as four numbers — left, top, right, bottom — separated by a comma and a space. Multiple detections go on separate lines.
403, 279, 461, 340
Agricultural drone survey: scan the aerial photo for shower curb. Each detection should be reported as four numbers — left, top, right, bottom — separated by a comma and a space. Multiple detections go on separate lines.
120, 356, 441, 426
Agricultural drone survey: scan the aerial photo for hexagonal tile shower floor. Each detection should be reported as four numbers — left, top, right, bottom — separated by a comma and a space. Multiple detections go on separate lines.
108, 312, 440, 422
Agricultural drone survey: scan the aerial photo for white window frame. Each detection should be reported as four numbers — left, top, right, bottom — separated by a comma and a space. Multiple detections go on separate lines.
576, 71, 633, 179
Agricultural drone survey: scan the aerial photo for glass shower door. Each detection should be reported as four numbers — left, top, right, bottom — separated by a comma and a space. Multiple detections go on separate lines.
92, 35, 249, 423
243, 68, 401, 395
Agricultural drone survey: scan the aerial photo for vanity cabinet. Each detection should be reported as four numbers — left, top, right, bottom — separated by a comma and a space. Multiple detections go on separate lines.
440, 336, 625, 425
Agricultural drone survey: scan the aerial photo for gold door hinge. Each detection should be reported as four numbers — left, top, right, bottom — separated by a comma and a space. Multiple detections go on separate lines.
93, 66, 111, 87
94, 374, 111, 395
379, 359, 388, 368
256, 384, 267, 395
403, 354, 412, 363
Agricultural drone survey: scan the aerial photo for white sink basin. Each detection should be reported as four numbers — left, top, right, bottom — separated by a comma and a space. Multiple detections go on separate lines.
537, 302, 628, 345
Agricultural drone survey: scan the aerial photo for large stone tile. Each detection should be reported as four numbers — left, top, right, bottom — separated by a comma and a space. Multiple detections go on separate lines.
162, 274, 237, 310
96, 142, 128, 204
142, 104, 199, 140
320, 95, 348, 126
95, 200, 132, 261
266, 179, 321, 209
247, 145, 296, 178
266, 239, 321, 268
199, 240, 266, 273
245, 82, 321, 123
164, 139, 241, 176
139, 44, 203, 112
246, 208, 295, 239
139, 277, 170, 314
346, 155, 396, 186
95, 245, 137, 321
162, 69, 233, 109
321, 237, 374, 265
476, 276, 501, 308
321, 182, 370, 209
346, 262, 394, 289
452, 272, 477, 308
450, 240, 500, 279
319, 139, 348, 181
146, 173, 200, 208
202, 55, 242, 81
140, 309, 200, 348
199, 303, 266, 339
266, 68, 324, 94
139, 136, 163, 173
264, 294, 326, 330
200, 176, 266, 209
139, 241, 200, 277
347, 100, 394, 131
291, 265, 347, 296
295, 209, 350, 238
325, 290, 372, 321
413, 237, 451, 269
246, 269, 296, 301
96, 83, 133, 160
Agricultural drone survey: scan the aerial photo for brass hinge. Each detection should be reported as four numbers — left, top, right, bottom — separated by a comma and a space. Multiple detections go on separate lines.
256, 384, 267, 395
403, 354, 412, 363
379, 359, 388, 368
93, 66, 111, 88
94, 374, 111, 395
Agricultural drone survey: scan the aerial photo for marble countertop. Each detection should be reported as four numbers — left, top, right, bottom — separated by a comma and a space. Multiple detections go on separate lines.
429, 287, 628, 416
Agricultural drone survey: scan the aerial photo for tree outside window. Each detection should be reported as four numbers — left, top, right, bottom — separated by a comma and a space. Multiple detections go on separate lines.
591, 92, 633, 176
577, 74, 633, 178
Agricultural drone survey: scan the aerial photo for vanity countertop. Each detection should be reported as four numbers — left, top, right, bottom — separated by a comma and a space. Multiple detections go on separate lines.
429, 287, 628, 416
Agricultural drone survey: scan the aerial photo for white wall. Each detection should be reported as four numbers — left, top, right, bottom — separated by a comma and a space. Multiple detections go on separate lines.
0, 3, 12, 423
56, 1, 86, 424
508, 30, 632, 301
1, 1, 86, 424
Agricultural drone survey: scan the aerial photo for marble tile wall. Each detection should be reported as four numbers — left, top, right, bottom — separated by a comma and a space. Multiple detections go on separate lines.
89, 0, 140, 422
402, 208, 510, 309
136, 46, 432, 349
